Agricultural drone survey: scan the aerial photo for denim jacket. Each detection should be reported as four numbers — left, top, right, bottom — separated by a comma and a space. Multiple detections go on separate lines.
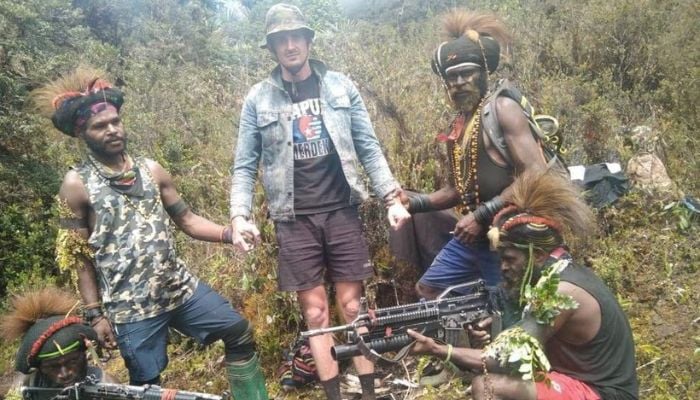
230, 60, 399, 221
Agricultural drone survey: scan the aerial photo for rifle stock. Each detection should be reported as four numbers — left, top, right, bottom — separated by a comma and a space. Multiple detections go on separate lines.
301, 280, 500, 363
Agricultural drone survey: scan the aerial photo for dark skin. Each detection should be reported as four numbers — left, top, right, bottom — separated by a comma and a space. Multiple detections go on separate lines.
59, 108, 232, 349
408, 247, 603, 400
410, 67, 545, 299
16, 349, 117, 388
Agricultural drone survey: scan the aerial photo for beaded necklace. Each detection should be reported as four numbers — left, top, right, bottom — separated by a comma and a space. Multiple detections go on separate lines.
88, 154, 158, 220
450, 97, 486, 215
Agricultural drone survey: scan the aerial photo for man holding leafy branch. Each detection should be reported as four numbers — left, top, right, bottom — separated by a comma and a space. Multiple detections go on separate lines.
408, 169, 638, 400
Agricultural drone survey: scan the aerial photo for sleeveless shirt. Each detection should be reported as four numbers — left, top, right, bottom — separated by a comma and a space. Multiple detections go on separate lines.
76, 156, 197, 324
447, 123, 514, 211
547, 264, 639, 399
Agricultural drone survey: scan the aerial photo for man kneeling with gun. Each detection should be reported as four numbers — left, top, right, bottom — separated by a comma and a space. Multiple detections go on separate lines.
1, 288, 227, 400
301, 279, 500, 365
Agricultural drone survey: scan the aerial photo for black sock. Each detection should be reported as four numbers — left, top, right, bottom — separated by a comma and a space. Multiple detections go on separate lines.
359, 373, 375, 400
320, 375, 342, 400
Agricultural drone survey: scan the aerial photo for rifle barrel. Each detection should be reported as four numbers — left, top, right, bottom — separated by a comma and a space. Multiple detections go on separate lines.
300, 323, 354, 338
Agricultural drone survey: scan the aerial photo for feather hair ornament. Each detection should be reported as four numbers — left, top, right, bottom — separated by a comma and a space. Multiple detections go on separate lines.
493, 168, 595, 251
30, 66, 123, 136
30, 66, 111, 118
0, 287, 80, 342
442, 10, 511, 47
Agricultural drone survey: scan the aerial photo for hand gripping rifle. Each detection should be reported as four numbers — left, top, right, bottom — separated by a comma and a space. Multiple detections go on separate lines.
301, 280, 501, 364
21, 375, 229, 400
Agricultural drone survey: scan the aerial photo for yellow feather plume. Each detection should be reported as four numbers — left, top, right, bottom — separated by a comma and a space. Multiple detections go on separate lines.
441, 9, 511, 47
508, 168, 596, 248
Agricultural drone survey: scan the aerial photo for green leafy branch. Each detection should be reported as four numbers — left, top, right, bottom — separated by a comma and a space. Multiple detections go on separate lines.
523, 260, 579, 326
484, 259, 578, 382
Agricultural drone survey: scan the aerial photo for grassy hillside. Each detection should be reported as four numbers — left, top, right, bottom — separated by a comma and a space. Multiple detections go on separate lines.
0, 0, 697, 398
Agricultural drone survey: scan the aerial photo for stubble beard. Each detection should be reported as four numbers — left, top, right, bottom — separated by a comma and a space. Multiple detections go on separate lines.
455, 92, 482, 113
283, 56, 308, 78
85, 134, 128, 160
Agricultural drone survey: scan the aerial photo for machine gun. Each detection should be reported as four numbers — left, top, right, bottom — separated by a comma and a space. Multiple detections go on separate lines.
21, 375, 229, 400
301, 280, 501, 364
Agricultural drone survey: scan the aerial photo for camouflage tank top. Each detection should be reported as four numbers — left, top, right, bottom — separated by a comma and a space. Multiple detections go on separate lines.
76, 156, 197, 324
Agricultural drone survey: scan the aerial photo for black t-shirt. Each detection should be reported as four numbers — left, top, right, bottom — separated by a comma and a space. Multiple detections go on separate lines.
284, 74, 350, 214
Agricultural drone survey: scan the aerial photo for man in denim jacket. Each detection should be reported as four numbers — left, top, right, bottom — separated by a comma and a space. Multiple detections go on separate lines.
229, 4, 410, 400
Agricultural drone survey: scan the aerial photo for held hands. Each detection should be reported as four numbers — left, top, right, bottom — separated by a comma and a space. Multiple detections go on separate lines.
453, 213, 485, 245
385, 188, 411, 229
231, 216, 260, 252
92, 317, 117, 349
387, 202, 411, 229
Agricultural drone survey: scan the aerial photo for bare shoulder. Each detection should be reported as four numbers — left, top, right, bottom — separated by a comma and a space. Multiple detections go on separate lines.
558, 280, 592, 302
59, 170, 88, 206
494, 96, 528, 127
556, 280, 602, 343
494, 95, 522, 113
143, 158, 171, 184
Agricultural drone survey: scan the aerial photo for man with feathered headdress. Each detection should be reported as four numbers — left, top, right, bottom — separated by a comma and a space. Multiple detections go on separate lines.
401, 10, 547, 299
407, 169, 639, 400
1, 288, 117, 398
31, 67, 268, 399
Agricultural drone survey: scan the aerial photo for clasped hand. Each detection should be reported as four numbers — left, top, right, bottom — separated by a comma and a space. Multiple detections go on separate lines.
231, 216, 260, 252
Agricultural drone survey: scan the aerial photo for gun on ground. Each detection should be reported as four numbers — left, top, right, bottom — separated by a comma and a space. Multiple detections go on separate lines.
21, 375, 229, 400
301, 280, 501, 364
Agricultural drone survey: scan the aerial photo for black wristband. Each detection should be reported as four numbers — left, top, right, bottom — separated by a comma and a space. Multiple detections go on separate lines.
473, 205, 491, 225
474, 196, 506, 225
407, 193, 434, 214
84, 307, 103, 321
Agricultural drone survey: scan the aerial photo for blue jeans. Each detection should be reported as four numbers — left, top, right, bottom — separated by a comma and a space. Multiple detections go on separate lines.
113, 282, 245, 383
418, 238, 502, 295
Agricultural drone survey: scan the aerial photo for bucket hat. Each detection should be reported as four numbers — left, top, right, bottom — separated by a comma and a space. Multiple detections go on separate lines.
260, 3, 315, 48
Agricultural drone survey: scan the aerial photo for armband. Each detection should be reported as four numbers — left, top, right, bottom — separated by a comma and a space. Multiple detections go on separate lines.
59, 217, 88, 229
473, 196, 505, 225
165, 199, 189, 218
407, 193, 435, 214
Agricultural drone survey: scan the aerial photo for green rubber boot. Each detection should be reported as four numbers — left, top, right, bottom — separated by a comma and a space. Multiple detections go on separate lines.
226, 353, 269, 400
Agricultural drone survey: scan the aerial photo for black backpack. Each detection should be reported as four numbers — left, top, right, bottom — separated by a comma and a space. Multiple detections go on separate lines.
481, 79, 568, 174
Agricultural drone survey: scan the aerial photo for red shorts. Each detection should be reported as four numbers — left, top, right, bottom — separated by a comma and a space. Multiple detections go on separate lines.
535, 371, 601, 400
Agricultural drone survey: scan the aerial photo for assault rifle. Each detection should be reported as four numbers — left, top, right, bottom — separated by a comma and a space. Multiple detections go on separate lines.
21, 375, 229, 400
301, 280, 501, 364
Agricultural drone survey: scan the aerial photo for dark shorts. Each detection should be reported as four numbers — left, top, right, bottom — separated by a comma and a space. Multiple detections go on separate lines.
419, 238, 502, 293
275, 207, 373, 292
113, 282, 245, 382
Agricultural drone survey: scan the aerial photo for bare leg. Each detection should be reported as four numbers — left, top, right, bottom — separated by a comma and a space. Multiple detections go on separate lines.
334, 281, 374, 377
297, 285, 338, 381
